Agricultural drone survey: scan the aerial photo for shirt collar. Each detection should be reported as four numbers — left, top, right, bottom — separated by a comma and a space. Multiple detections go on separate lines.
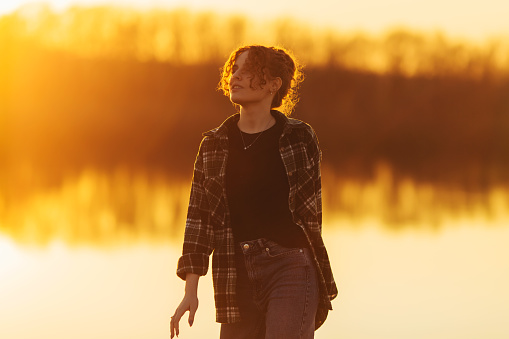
202, 110, 292, 138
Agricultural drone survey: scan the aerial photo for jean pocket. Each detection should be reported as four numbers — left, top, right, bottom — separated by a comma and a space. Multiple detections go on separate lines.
264, 240, 303, 258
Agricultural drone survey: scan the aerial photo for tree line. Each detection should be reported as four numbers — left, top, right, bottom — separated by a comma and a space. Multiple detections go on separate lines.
1, 4, 508, 77
1, 4, 508, 199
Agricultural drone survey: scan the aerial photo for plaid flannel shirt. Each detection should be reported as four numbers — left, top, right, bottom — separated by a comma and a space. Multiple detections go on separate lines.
177, 110, 338, 329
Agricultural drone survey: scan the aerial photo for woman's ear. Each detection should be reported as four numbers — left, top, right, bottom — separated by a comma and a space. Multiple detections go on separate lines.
271, 77, 282, 92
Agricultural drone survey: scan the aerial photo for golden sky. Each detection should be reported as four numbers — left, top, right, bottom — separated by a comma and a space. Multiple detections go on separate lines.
1, 0, 508, 41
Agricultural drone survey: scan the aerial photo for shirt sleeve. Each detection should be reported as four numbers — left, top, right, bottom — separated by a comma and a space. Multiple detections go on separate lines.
176, 138, 215, 280
308, 127, 323, 231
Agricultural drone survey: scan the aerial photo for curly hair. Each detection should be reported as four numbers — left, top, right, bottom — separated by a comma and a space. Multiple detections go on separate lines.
218, 45, 304, 116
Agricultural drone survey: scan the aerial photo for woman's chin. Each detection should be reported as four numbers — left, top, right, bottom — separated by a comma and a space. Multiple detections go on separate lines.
229, 95, 245, 106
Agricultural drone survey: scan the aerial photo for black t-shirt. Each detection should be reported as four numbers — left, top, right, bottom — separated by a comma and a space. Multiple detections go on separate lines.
225, 112, 308, 248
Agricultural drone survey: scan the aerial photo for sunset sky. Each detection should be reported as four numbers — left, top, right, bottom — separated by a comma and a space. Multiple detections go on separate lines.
1, 0, 508, 41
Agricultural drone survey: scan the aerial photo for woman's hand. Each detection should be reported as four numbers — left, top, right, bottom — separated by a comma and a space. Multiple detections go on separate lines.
170, 273, 200, 338
170, 293, 199, 338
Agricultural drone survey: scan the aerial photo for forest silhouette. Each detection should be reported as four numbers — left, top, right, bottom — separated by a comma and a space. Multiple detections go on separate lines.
1, 5, 509, 236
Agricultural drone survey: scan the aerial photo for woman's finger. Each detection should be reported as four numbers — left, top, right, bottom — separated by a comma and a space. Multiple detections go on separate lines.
188, 300, 198, 326
170, 316, 175, 338
175, 317, 180, 338
170, 311, 182, 338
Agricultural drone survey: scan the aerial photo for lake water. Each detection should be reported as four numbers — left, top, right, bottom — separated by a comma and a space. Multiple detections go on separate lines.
1, 218, 508, 339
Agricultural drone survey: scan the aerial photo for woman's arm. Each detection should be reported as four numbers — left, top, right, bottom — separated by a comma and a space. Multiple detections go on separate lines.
170, 273, 200, 338
176, 138, 215, 280
171, 138, 214, 338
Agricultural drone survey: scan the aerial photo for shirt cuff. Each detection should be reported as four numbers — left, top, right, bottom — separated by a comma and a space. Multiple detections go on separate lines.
176, 252, 210, 280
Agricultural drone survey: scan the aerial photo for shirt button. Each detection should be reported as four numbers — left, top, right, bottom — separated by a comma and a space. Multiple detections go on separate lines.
243, 244, 249, 250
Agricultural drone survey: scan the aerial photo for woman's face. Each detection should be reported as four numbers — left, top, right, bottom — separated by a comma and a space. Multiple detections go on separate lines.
229, 51, 269, 107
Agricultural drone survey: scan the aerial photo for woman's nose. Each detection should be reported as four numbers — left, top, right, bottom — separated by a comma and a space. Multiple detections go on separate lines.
231, 71, 241, 80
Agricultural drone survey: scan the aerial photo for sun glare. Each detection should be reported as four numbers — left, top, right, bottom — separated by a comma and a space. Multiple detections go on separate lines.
0, 235, 26, 275
2, 0, 508, 41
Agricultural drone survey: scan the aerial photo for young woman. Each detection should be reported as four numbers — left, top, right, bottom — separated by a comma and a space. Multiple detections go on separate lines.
170, 45, 337, 339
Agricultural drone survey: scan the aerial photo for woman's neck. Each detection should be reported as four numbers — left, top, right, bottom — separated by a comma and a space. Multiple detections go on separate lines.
238, 106, 275, 133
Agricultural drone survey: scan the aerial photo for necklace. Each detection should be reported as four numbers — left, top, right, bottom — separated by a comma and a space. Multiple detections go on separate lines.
238, 116, 273, 150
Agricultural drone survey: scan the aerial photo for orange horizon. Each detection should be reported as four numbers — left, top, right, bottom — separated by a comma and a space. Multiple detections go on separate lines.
1, 5, 508, 77
2, 0, 509, 42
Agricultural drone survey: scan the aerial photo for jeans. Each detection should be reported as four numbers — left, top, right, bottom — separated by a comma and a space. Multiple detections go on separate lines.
220, 238, 319, 339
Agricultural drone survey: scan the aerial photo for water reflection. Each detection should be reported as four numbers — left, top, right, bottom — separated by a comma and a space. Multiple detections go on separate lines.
1, 168, 508, 338
0, 169, 190, 245
0, 237, 207, 339
0, 167, 508, 246
1, 222, 508, 339
322, 222, 509, 339
324, 162, 509, 228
